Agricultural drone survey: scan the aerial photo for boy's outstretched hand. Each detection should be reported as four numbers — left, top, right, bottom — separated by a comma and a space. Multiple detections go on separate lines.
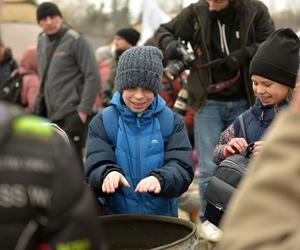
135, 176, 161, 194
102, 171, 130, 193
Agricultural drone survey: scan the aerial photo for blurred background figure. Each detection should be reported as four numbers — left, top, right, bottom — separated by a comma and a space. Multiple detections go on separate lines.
0, 102, 105, 250
18, 45, 40, 113
102, 27, 140, 106
94, 45, 113, 111
0, 38, 18, 85
35, 2, 100, 165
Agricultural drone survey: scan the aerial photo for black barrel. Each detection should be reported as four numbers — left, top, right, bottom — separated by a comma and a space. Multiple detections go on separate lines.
99, 214, 198, 250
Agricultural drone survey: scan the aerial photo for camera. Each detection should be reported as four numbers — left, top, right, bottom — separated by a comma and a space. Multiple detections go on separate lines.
173, 76, 189, 116
164, 42, 196, 81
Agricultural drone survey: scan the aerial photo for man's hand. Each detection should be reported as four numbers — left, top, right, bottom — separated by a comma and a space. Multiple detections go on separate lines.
102, 171, 130, 193
224, 137, 248, 157
225, 48, 249, 70
165, 40, 181, 60
135, 176, 161, 194
78, 111, 88, 123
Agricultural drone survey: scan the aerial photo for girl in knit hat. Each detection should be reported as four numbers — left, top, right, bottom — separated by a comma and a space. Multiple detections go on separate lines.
213, 28, 300, 165
85, 46, 194, 216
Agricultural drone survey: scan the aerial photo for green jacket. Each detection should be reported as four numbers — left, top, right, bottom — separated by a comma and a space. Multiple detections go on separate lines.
154, 0, 274, 111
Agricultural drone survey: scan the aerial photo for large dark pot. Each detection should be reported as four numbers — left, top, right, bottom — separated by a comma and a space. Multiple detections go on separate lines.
99, 214, 198, 250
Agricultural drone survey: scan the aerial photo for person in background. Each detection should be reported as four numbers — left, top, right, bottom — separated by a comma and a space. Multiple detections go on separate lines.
85, 46, 194, 216
213, 28, 299, 165
102, 27, 140, 106
18, 45, 40, 113
217, 36, 300, 250
0, 38, 18, 84
36, 2, 99, 163
94, 46, 113, 110
0, 102, 104, 250
153, 0, 274, 220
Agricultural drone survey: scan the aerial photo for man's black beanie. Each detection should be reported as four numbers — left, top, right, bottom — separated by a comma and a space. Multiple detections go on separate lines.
36, 2, 62, 23
250, 28, 300, 88
116, 28, 140, 46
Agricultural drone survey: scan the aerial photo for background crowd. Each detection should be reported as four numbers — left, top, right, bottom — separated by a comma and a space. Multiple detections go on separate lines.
1, 0, 300, 249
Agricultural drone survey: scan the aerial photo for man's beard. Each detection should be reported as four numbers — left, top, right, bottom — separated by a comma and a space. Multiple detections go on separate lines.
210, 3, 234, 20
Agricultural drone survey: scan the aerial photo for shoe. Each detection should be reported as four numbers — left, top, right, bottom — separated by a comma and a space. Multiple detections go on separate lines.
200, 220, 222, 242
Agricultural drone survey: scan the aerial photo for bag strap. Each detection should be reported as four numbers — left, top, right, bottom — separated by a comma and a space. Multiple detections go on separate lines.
102, 105, 174, 146
238, 114, 254, 158
158, 106, 174, 140
38, 29, 68, 95
238, 113, 247, 142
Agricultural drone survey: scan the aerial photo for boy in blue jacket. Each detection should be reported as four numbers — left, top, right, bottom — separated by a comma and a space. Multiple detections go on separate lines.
85, 46, 194, 217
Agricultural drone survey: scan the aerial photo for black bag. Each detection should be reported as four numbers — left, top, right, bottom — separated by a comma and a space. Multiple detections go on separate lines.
0, 73, 23, 106
204, 114, 253, 226
204, 143, 254, 226
32, 93, 47, 117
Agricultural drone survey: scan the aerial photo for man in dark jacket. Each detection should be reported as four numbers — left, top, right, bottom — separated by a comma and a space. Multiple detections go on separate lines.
153, 0, 274, 220
36, 2, 100, 163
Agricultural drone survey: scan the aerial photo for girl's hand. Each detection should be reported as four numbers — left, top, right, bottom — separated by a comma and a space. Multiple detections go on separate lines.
224, 137, 248, 157
252, 141, 264, 156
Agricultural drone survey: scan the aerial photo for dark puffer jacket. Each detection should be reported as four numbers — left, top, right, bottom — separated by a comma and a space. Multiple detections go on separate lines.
213, 99, 288, 165
154, 0, 275, 111
85, 92, 194, 216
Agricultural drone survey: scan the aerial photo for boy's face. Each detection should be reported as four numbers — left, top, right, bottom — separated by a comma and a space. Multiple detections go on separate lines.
251, 75, 290, 105
122, 87, 155, 113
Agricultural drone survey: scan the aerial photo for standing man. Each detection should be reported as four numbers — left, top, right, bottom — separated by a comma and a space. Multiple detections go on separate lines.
102, 27, 140, 106
153, 0, 274, 221
36, 2, 100, 162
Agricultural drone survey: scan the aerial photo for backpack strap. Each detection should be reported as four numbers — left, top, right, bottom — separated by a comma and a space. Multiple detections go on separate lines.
102, 106, 119, 145
238, 114, 247, 142
102, 106, 174, 145
157, 106, 174, 141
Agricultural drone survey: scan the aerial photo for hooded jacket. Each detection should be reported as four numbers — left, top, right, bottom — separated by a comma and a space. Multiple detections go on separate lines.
154, 0, 274, 111
85, 92, 194, 216
213, 99, 288, 165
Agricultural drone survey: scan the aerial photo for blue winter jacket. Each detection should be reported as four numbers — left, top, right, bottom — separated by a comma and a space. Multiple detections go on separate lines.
233, 99, 288, 143
213, 99, 288, 165
85, 92, 194, 216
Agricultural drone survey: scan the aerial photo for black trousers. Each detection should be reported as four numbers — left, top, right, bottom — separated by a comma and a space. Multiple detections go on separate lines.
54, 112, 88, 167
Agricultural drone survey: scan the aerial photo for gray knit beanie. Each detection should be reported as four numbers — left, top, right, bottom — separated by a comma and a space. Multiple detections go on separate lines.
115, 46, 163, 95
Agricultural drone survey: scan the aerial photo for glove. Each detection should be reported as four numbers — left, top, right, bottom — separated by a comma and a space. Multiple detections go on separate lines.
225, 48, 249, 70
165, 40, 182, 60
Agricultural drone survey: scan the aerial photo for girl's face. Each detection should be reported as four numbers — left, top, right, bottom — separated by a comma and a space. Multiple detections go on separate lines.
122, 87, 154, 113
252, 75, 291, 105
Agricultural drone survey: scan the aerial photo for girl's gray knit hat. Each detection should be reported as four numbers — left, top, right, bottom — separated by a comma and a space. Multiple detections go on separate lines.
115, 46, 163, 95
